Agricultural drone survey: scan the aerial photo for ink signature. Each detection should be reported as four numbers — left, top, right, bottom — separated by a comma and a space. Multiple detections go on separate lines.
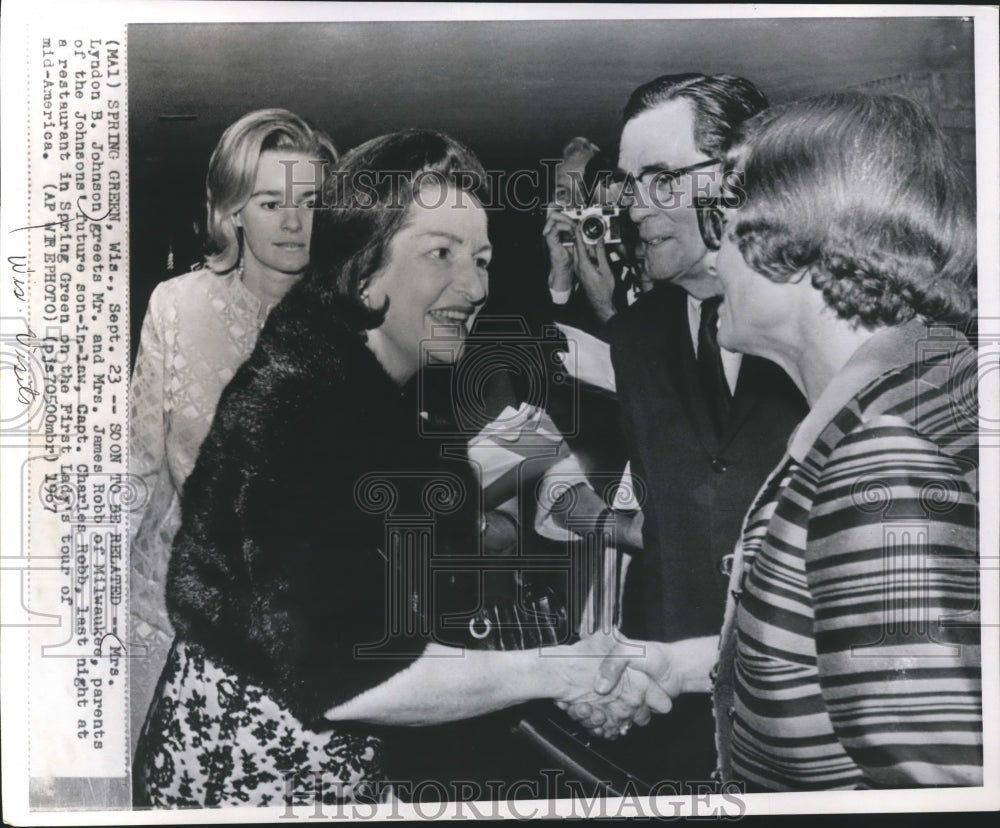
7, 198, 109, 303
8, 255, 29, 302
9, 197, 110, 234
7, 200, 112, 406
13, 329, 42, 406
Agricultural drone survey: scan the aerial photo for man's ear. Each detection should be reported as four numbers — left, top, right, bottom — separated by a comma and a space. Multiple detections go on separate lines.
232, 211, 243, 229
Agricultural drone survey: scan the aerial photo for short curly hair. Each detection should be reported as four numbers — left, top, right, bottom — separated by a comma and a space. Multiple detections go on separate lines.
726, 92, 976, 327
204, 108, 337, 273
303, 129, 490, 330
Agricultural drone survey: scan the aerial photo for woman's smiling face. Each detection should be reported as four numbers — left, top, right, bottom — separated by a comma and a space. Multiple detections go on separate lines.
365, 181, 491, 384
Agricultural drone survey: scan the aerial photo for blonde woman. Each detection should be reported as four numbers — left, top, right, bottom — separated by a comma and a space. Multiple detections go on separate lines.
129, 109, 336, 749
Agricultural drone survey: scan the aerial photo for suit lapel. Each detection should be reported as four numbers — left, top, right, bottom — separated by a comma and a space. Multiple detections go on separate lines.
720, 355, 773, 447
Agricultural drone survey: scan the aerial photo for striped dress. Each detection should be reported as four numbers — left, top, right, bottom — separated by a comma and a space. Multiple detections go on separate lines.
715, 320, 982, 790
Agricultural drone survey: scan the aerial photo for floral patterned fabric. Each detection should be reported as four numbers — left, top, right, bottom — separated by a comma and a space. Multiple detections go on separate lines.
134, 640, 385, 808
129, 267, 271, 754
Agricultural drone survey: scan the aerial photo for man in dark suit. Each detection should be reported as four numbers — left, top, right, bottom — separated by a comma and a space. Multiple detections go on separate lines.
583, 74, 808, 784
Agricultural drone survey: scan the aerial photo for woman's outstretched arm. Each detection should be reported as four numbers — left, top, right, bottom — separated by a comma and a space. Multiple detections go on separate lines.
324, 633, 672, 734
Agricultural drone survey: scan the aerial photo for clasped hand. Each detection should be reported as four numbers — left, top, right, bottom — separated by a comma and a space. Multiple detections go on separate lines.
554, 633, 718, 739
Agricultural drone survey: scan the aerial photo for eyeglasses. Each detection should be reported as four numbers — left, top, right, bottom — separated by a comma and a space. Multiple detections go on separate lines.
694, 197, 727, 251
635, 159, 720, 207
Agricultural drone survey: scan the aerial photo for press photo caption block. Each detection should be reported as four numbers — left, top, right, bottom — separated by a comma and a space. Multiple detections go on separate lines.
2, 21, 132, 811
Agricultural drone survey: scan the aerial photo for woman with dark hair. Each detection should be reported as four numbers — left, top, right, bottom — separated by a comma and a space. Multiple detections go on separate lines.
129, 108, 337, 747
134, 129, 665, 808
581, 92, 982, 790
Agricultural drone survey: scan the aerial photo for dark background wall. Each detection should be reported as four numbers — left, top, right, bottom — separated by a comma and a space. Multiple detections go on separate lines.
856, 69, 977, 187
127, 17, 978, 360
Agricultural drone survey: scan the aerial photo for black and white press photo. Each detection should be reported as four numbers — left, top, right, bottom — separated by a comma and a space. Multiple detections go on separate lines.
1, 2, 997, 822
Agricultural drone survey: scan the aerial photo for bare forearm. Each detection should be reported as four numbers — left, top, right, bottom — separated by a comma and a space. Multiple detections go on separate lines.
324, 642, 570, 726
578, 280, 616, 324
668, 636, 718, 694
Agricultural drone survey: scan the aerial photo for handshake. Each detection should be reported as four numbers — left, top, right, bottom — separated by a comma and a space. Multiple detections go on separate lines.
551, 631, 718, 740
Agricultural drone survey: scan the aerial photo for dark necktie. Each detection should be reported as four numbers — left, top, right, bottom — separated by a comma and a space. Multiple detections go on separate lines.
697, 296, 732, 439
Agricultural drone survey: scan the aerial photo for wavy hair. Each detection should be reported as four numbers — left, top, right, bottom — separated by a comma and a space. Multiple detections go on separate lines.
726, 91, 976, 327
204, 108, 337, 273
623, 73, 769, 159
302, 129, 490, 330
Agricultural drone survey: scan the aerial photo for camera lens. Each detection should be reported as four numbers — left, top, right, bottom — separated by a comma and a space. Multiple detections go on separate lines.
580, 216, 605, 243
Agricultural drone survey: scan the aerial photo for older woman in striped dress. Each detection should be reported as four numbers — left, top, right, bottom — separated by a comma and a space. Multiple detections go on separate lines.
577, 91, 982, 790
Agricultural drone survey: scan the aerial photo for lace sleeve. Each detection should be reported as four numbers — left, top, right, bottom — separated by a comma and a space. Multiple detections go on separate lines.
129, 287, 169, 542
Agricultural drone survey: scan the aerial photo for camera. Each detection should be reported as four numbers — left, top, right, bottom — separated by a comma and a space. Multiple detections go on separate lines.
560, 205, 622, 246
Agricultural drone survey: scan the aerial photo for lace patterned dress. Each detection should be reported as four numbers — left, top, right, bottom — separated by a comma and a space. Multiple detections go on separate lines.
129, 267, 270, 754
133, 640, 384, 807
133, 293, 480, 808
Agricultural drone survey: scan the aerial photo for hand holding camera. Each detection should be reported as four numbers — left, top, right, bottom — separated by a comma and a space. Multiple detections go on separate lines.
543, 203, 578, 294
543, 204, 620, 323
570, 213, 618, 324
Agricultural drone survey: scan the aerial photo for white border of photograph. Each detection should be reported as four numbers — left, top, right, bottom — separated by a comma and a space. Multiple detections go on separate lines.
2, 2, 997, 823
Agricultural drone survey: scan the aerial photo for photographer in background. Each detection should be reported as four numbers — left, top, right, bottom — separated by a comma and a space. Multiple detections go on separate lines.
545, 143, 642, 335
543, 137, 606, 334
552, 136, 600, 209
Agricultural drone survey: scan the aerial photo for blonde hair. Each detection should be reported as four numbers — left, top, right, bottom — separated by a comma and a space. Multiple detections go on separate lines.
204, 108, 337, 273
